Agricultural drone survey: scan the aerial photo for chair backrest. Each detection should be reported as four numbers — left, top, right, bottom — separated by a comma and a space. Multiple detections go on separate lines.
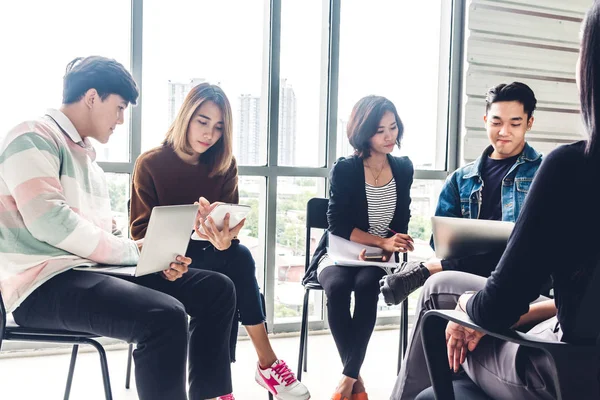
304, 198, 329, 270
0, 290, 6, 347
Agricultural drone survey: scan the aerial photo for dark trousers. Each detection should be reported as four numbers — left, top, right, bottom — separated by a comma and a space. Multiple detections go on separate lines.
12, 269, 236, 400
186, 240, 266, 362
318, 265, 386, 379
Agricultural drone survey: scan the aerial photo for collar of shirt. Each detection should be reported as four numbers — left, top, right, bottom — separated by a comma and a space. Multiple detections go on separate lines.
45, 108, 97, 160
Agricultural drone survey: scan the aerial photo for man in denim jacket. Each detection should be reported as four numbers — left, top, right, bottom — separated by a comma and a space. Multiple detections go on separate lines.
379, 82, 543, 306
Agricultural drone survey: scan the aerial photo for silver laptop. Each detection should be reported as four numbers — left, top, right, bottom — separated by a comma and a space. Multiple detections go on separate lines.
74, 205, 198, 277
431, 216, 514, 259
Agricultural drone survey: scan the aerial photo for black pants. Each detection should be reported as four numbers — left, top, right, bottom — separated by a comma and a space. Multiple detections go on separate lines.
318, 265, 386, 379
13, 269, 236, 400
186, 240, 265, 326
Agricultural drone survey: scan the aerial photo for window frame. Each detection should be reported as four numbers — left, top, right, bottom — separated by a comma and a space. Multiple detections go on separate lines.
97, 0, 466, 333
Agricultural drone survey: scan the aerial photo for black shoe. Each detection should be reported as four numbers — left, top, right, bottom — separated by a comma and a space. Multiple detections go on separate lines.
379, 262, 430, 305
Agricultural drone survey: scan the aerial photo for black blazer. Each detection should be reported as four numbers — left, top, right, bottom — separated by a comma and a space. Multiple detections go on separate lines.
303, 154, 414, 285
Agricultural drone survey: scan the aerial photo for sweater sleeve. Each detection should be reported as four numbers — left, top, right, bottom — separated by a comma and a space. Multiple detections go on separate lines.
0, 132, 139, 265
466, 146, 575, 330
327, 160, 355, 240
130, 155, 159, 240
220, 157, 239, 204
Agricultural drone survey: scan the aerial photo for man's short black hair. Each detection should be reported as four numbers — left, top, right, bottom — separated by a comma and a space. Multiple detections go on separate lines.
62, 56, 139, 105
485, 82, 537, 119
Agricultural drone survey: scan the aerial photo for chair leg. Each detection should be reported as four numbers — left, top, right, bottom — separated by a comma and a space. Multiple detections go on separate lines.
397, 298, 409, 374
303, 324, 308, 373
83, 338, 113, 400
63, 345, 79, 400
421, 313, 455, 400
125, 343, 133, 389
297, 289, 310, 381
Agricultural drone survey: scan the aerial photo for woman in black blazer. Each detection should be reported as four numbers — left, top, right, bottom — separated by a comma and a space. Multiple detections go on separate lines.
306, 96, 417, 400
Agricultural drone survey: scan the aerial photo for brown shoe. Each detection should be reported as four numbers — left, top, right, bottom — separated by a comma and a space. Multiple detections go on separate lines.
331, 394, 349, 400
352, 393, 368, 400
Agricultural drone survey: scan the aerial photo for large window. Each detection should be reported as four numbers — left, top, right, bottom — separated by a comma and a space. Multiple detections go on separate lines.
141, 0, 268, 166
0, 0, 132, 162
337, 0, 451, 170
278, 0, 329, 167
2, 0, 459, 333
275, 177, 326, 323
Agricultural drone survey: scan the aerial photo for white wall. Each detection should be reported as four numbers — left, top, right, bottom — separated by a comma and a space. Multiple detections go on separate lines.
462, 0, 593, 163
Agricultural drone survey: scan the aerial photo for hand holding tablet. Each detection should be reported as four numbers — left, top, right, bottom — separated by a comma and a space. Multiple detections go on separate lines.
191, 203, 250, 240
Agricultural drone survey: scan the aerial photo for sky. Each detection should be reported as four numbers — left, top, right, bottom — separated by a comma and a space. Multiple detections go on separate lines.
0, 0, 447, 169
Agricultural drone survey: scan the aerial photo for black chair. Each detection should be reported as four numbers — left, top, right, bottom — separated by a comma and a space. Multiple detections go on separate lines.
297, 197, 410, 380
0, 291, 113, 400
421, 309, 600, 400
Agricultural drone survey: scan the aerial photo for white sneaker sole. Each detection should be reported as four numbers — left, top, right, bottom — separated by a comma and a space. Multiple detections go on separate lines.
255, 377, 311, 400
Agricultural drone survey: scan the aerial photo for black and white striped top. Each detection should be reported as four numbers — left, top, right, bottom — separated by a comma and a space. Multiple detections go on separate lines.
366, 178, 397, 237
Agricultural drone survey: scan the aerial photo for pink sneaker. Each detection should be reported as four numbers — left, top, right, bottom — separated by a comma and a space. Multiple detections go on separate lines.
255, 359, 310, 400
218, 394, 235, 400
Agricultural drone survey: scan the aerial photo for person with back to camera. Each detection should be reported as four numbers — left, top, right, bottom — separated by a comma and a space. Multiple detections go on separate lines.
395, 2, 600, 398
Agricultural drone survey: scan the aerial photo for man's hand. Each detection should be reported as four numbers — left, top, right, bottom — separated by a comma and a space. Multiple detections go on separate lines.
195, 213, 245, 251
135, 238, 144, 252
445, 293, 486, 372
162, 255, 191, 281
380, 233, 414, 253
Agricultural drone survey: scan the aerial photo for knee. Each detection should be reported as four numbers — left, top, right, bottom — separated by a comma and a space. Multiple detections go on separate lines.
214, 272, 236, 304
323, 281, 352, 303
421, 271, 463, 297
140, 300, 188, 341
230, 244, 256, 275
354, 275, 382, 298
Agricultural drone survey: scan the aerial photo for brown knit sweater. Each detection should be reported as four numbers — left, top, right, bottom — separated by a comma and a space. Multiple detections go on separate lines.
130, 144, 239, 240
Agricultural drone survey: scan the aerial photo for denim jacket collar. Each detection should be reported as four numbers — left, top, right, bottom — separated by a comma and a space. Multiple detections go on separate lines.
462, 142, 542, 180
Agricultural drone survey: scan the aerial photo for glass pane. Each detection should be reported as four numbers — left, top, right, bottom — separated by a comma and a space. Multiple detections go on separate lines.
141, 0, 268, 167
377, 179, 443, 317
337, 0, 449, 170
238, 176, 267, 287
275, 177, 326, 323
278, 0, 328, 167
105, 173, 131, 237
0, 0, 131, 162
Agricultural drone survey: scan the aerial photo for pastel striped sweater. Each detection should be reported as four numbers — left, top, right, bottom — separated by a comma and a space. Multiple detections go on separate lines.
0, 109, 139, 312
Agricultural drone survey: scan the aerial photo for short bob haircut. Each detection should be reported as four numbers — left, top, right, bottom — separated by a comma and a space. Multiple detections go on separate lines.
62, 56, 139, 105
485, 82, 537, 120
580, 1, 600, 160
346, 95, 404, 158
163, 83, 233, 177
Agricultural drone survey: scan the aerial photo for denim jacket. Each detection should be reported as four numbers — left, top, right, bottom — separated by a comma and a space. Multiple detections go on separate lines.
435, 142, 542, 222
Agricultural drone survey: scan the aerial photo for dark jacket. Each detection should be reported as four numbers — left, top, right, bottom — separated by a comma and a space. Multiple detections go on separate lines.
303, 154, 414, 285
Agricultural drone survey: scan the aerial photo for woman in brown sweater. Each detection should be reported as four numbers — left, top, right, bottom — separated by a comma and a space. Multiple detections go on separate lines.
130, 83, 310, 400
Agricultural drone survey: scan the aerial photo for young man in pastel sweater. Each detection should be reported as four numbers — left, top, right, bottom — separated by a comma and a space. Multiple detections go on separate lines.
0, 56, 236, 400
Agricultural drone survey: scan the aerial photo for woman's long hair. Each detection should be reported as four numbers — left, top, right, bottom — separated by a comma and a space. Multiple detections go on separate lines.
163, 83, 233, 177
580, 1, 600, 161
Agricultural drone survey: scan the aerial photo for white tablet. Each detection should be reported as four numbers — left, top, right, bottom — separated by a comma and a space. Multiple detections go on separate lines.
191, 203, 251, 239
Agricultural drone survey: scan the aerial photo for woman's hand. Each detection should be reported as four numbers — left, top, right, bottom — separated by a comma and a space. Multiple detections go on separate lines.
380, 233, 414, 253
195, 212, 245, 251
162, 255, 191, 281
195, 196, 223, 221
445, 293, 486, 372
